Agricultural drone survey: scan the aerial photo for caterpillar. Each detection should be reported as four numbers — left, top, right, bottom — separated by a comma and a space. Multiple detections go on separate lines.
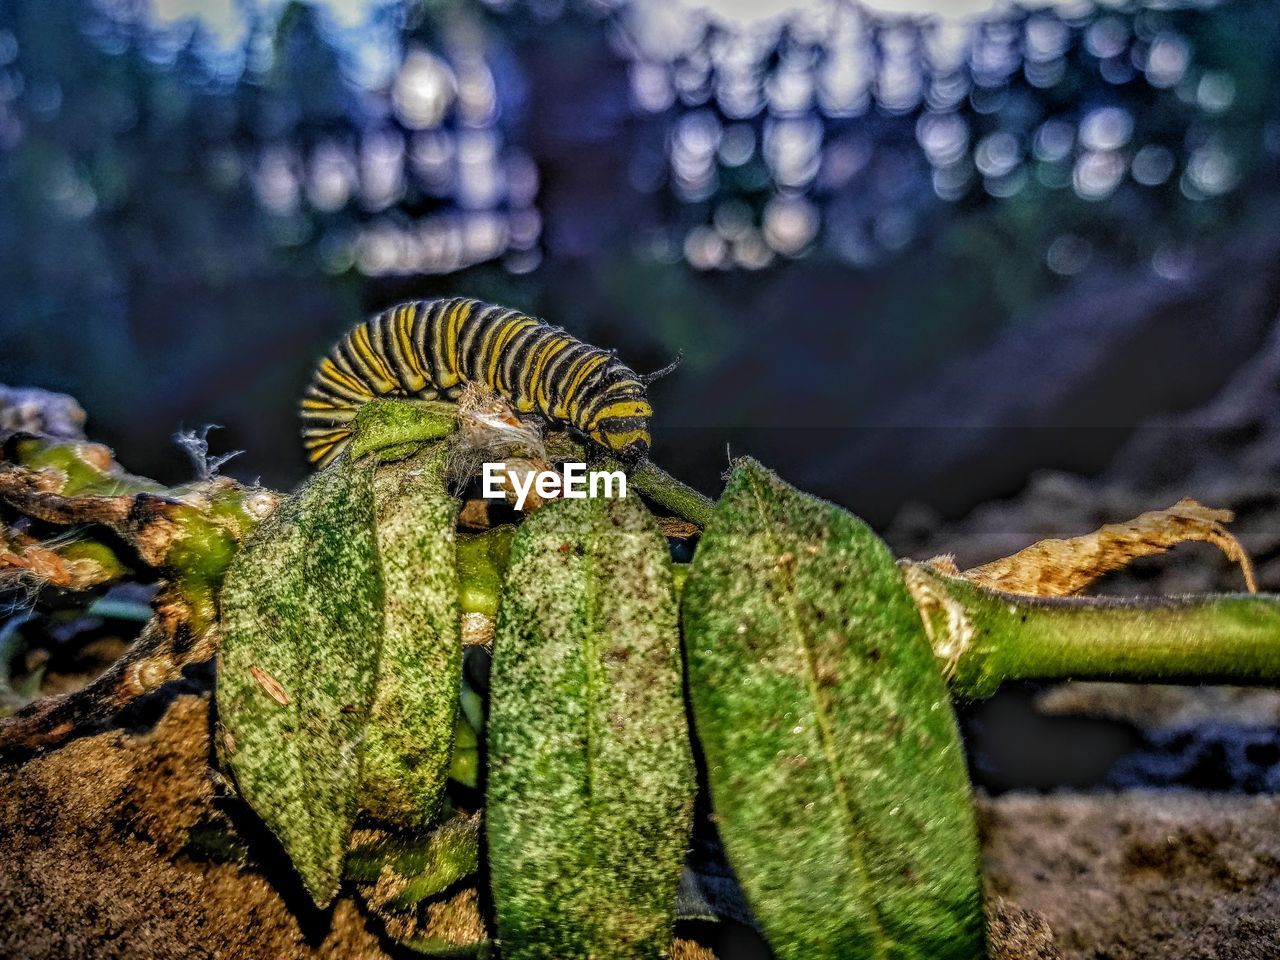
301, 298, 654, 468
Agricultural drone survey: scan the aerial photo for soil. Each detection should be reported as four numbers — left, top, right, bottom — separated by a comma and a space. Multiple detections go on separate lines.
4, 682, 1276, 959
981, 791, 1280, 959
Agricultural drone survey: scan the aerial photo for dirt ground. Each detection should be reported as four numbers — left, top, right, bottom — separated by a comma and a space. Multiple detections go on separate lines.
4, 686, 1278, 959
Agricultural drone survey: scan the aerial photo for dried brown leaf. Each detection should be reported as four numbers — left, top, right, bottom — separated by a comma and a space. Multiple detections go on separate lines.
248, 666, 290, 706
953, 497, 1256, 598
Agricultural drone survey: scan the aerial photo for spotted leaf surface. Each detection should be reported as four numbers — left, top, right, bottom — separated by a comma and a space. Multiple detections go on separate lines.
361, 445, 461, 827
218, 456, 382, 906
487, 494, 695, 960
682, 459, 984, 960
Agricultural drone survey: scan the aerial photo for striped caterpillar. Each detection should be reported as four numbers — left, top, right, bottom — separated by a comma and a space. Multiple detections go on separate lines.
301, 298, 654, 468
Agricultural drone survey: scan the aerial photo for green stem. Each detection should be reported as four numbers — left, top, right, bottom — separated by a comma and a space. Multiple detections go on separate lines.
903, 564, 1280, 700
627, 461, 716, 529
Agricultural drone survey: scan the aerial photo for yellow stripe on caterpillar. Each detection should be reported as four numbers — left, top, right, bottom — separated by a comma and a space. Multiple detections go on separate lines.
300, 299, 659, 466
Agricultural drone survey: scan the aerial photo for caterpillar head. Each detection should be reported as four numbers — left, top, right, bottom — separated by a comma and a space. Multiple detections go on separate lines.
588, 397, 653, 461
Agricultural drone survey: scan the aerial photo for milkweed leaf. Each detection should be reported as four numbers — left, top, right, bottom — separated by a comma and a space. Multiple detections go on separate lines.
682, 459, 984, 960
217, 456, 382, 906
361, 445, 461, 826
346, 811, 482, 910
487, 494, 695, 960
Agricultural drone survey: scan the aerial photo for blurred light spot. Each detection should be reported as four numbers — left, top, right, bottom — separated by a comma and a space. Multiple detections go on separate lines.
1196, 71, 1236, 114
1099, 55, 1136, 85
926, 71, 969, 111
307, 141, 357, 211
1026, 15, 1070, 62
508, 207, 542, 249
818, 50, 871, 117
674, 51, 712, 106
626, 0, 704, 61
1131, 144, 1174, 186
464, 213, 508, 263
718, 123, 755, 166
646, 227, 682, 264
1080, 106, 1133, 152
148, 0, 246, 50
1072, 150, 1125, 200
713, 199, 754, 240
1185, 143, 1237, 196
456, 129, 503, 209
1025, 56, 1066, 89
877, 26, 922, 113
672, 109, 721, 200
357, 225, 400, 275
45, 161, 97, 220
319, 231, 357, 274
971, 21, 1019, 88
764, 116, 822, 188
1033, 118, 1075, 163
766, 56, 814, 116
820, 137, 871, 190
975, 130, 1019, 178
360, 129, 405, 211
1151, 243, 1193, 281
315, 0, 374, 29
732, 231, 774, 270
1144, 32, 1190, 88
393, 49, 455, 130
984, 167, 1026, 199
834, 225, 877, 267
1085, 17, 1128, 60
254, 146, 300, 214
873, 208, 913, 251
504, 248, 542, 274
456, 60, 498, 126
712, 31, 768, 118
684, 225, 727, 270
916, 111, 968, 167
355, 212, 511, 276
507, 152, 540, 206
1046, 234, 1091, 275
932, 159, 972, 201
631, 60, 675, 113
410, 131, 455, 195
925, 20, 972, 74
763, 193, 818, 255
969, 82, 1008, 115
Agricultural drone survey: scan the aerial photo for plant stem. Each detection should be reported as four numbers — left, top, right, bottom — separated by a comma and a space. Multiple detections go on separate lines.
902, 564, 1280, 700
627, 461, 716, 529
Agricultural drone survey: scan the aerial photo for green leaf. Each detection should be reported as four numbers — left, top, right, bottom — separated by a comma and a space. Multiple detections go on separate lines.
217, 457, 382, 906
361, 445, 461, 827
487, 495, 696, 960
682, 460, 984, 960
346, 811, 482, 909
457, 525, 516, 617
348, 398, 457, 460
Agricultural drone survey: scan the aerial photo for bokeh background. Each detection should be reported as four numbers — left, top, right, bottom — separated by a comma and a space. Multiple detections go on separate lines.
2, 0, 1278, 527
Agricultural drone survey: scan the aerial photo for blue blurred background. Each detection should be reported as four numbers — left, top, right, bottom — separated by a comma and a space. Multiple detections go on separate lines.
2, 0, 1278, 525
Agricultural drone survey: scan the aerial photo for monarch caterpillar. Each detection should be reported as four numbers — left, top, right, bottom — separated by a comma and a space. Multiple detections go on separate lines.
301, 298, 654, 468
